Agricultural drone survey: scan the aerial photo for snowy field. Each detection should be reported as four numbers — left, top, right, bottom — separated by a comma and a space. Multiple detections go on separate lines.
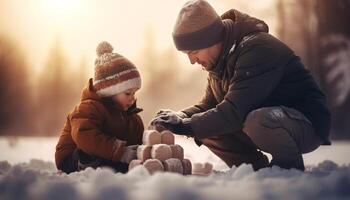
1, 136, 350, 200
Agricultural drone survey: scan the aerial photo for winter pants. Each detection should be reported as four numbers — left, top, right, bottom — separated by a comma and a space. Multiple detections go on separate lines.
243, 106, 323, 170
58, 149, 128, 174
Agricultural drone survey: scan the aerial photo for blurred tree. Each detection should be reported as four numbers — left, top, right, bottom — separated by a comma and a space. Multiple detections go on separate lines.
71, 55, 89, 103
36, 39, 72, 135
277, 0, 350, 139
138, 25, 179, 123
316, 0, 350, 139
276, 0, 319, 78
0, 35, 32, 135
138, 25, 207, 124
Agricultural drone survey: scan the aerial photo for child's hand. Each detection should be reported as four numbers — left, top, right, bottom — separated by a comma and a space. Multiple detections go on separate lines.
120, 145, 138, 163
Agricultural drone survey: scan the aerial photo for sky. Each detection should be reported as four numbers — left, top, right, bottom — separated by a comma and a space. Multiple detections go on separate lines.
0, 0, 277, 78
0, 0, 280, 127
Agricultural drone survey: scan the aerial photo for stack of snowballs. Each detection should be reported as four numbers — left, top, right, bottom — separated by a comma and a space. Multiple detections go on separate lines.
129, 130, 213, 176
128, 130, 192, 175
128, 129, 213, 176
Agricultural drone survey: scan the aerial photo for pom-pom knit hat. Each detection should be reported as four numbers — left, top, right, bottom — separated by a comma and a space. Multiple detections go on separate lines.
93, 41, 141, 97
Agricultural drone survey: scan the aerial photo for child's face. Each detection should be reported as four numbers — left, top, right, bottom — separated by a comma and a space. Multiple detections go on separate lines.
111, 88, 139, 111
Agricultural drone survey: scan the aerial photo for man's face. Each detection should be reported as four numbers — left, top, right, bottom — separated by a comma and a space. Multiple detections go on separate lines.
182, 42, 223, 71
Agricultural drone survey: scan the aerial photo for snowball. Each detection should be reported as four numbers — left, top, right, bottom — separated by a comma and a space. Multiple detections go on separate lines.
203, 162, 213, 174
143, 159, 164, 174
163, 158, 184, 174
161, 130, 175, 145
128, 159, 142, 171
192, 162, 213, 176
137, 145, 152, 162
143, 130, 161, 145
192, 163, 204, 175
148, 124, 167, 132
170, 144, 184, 160
182, 159, 192, 175
151, 144, 172, 162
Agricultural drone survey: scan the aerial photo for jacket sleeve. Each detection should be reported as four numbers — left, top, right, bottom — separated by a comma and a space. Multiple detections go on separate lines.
190, 44, 285, 139
182, 77, 218, 117
127, 114, 144, 145
70, 101, 126, 162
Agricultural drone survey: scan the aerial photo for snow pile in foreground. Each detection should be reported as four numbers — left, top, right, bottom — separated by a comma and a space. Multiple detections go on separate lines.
1, 159, 349, 200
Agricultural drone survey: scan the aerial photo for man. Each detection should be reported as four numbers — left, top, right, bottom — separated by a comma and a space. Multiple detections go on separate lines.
151, 0, 331, 171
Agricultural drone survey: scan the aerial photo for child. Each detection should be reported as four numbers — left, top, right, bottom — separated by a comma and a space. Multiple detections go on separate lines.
55, 41, 144, 174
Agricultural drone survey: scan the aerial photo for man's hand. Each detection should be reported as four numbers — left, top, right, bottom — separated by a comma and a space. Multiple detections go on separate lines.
120, 145, 138, 163
149, 109, 188, 129
156, 109, 188, 119
151, 113, 193, 136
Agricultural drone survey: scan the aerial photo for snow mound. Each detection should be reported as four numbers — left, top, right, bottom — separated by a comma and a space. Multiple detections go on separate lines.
0, 159, 349, 200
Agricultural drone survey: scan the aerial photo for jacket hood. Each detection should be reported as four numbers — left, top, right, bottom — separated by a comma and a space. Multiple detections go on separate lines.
221, 9, 269, 42
80, 78, 123, 110
209, 9, 269, 77
81, 78, 102, 102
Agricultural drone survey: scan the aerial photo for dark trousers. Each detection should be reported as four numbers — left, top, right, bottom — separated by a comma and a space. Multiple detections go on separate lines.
201, 106, 322, 171
59, 149, 128, 174
243, 106, 323, 170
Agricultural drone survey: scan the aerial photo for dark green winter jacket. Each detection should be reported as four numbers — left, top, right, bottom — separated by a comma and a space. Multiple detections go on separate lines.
183, 9, 331, 145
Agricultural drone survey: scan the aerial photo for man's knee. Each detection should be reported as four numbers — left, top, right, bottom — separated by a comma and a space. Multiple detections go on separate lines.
242, 107, 301, 157
243, 107, 306, 170
243, 107, 282, 140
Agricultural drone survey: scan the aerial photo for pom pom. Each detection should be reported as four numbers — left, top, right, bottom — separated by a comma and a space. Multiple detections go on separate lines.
96, 41, 113, 56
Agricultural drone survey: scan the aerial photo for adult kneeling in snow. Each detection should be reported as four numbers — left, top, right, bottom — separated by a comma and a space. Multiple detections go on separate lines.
151, 0, 331, 171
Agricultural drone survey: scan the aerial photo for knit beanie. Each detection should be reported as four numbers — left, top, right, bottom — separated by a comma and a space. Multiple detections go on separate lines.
172, 0, 224, 51
93, 41, 141, 97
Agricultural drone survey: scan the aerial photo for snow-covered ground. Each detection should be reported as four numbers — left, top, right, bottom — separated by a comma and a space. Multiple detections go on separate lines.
1, 136, 350, 200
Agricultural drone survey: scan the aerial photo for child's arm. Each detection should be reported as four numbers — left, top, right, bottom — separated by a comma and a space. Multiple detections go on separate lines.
128, 114, 144, 145
70, 100, 126, 162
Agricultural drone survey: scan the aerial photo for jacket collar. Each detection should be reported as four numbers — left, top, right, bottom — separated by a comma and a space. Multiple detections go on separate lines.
209, 19, 236, 79
208, 9, 269, 79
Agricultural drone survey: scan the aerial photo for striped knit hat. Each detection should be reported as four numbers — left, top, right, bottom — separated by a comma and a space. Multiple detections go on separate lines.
172, 0, 224, 51
93, 41, 141, 97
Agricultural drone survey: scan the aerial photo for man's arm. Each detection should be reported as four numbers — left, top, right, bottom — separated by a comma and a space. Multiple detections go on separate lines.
190, 44, 287, 139
181, 77, 218, 117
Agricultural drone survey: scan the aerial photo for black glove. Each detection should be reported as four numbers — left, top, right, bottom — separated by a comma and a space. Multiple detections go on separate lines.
152, 113, 193, 136
77, 149, 102, 170
150, 109, 187, 128
156, 109, 188, 119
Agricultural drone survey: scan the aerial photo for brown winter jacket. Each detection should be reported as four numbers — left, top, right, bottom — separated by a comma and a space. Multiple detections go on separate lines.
55, 78, 144, 169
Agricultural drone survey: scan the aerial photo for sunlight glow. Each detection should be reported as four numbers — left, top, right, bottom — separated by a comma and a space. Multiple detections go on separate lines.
39, 0, 81, 16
